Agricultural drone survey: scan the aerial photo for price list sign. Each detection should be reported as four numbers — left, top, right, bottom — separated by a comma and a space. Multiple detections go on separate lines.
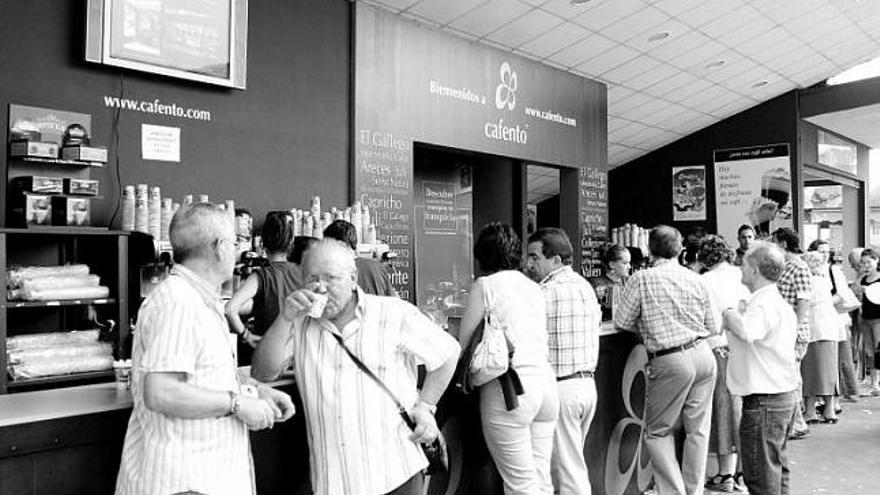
579, 166, 608, 279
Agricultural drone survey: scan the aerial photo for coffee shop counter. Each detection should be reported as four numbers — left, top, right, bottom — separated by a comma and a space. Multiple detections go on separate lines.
0, 369, 309, 495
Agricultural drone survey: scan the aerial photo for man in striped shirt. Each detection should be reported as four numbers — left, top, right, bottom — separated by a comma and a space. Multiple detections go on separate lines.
115, 203, 296, 495
253, 240, 460, 495
614, 225, 718, 495
525, 228, 601, 495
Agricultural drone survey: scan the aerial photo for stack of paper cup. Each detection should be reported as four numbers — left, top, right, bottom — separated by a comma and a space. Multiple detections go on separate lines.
149, 186, 161, 239
122, 185, 135, 231
135, 184, 149, 234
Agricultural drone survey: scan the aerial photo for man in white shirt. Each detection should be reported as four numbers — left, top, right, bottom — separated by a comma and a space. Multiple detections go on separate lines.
253, 240, 460, 495
722, 242, 799, 495
116, 203, 296, 495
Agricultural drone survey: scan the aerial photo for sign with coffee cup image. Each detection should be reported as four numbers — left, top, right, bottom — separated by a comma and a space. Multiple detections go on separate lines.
713, 144, 792, 242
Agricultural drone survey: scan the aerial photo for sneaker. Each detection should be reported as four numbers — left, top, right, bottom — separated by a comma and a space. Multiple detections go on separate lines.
733, 472, 747, 492
706, 474, 735, 492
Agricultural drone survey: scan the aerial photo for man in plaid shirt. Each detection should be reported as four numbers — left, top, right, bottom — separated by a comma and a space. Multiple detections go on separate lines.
525, 228, 601, 495
614, 226, 718, 495
770, 227, 812, 439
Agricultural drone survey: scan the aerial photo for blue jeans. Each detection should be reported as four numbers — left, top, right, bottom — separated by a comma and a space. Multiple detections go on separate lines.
739, 391, 797, 495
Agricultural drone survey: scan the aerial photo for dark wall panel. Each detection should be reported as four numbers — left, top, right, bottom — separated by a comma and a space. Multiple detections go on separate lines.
0, 0, 351, 229
609, 92, 799, 236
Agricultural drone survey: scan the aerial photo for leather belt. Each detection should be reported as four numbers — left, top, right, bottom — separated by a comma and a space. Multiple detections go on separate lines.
556, 370, 594, 382
647, 338, 704, 360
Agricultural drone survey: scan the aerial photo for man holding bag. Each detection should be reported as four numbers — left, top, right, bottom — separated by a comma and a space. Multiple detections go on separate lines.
253, 240, 459, 495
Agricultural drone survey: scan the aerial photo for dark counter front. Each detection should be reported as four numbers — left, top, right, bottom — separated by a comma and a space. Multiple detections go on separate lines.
0, 331, 654, 495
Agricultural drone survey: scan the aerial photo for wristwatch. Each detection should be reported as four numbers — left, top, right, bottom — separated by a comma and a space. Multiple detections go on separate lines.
227, 390, 242, 416
417, 400, 437, 415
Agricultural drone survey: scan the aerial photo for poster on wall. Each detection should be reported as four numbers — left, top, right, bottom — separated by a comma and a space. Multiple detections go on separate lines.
714, 144, 792, 242
672, 165, 706, 221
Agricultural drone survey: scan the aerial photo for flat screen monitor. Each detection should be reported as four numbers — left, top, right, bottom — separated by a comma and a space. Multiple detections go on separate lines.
85, 0, 248, 89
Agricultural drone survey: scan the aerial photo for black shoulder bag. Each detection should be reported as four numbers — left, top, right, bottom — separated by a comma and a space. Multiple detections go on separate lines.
329, 332, 448, 475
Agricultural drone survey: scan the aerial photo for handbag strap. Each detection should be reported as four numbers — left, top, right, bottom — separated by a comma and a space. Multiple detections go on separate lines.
328, 331, 417, 431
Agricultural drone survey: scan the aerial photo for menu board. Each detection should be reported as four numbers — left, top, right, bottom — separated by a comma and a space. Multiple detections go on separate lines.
579, 165, 608, 278
355, 128, 415, 300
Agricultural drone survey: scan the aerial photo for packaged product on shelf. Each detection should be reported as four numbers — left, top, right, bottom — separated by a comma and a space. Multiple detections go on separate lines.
51, 196, 91, 226
8, 285, 110, 301
9, 140, 59, 159
10, 192, 52, 226
122, 185, 136, 231
7, 342, 113, 365
59, 145, 108, 163
8, 264, 90, 286
6, 328, 101, 350
13, 274, 101, 292
63, 178, 99, 196
183, 194, 194, 206
198, 194, 210, 203
11, 176, 64, 194
8, 355, 115, 380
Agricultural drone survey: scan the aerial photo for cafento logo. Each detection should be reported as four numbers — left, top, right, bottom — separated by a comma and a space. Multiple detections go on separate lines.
494, 61, 517, 111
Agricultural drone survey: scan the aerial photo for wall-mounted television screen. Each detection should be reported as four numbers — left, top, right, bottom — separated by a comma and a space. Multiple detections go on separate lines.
85, 0, 248, 89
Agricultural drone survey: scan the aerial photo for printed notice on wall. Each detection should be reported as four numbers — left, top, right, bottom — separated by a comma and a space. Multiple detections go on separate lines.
714, 144, 791, 242
141, 124, 180, 162
672, 165, 707, 221
423, 181, 457, 233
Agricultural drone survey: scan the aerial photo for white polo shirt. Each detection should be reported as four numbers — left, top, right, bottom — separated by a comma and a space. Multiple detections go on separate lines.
726, 284, 799, 396
116, 265, 253, 495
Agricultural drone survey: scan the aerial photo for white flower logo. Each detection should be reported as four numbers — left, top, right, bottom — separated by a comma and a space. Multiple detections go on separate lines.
494, 62, 517, 111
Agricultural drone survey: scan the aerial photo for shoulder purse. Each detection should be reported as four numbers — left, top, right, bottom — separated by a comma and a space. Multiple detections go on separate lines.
329, 332, 448, 475
467, 285, 510, 387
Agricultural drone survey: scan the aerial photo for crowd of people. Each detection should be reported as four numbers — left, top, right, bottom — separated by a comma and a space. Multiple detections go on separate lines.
111, 200, 873, 495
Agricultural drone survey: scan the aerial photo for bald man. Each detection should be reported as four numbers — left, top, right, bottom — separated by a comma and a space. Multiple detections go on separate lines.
116, 203, 295, 495
253, 241, 460, 495
615, 225, 718, 495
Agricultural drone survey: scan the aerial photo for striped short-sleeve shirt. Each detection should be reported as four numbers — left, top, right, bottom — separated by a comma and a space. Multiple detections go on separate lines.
283, 289, 460, 495
115, 265, 254, 495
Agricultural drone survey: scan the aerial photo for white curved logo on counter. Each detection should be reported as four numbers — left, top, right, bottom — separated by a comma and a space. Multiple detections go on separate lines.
604, 343, 654, 495
494, 62, 517, 111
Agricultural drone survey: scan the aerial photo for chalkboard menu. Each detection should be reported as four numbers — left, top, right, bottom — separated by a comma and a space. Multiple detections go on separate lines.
579, 165, 609, 278
355, 128, 415, 300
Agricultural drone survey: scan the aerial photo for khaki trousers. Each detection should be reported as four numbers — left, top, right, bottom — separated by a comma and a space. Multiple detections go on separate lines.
551, 376, 598, 495
644, 341, 717, 495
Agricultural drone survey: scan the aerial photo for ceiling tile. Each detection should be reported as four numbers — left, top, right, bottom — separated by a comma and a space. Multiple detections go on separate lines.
371, 0, 424, 12
608, 116, 630, 133
624, 62, 681, 91
624, 98, 676, 122
448, 0, 533, 37
762, 0, 831, 24
699, 4, 763, 40
609, 91, 659, 116
714, 16, 775, 48
702, 57, 758, 85
601, 7, 670, 44
601, 55, 662, 83
650, 32, 726, 69
734, 27, 793, 59
574, 43, 641, 75
685, 85, 740, 110
662, 78, 715, 104
485, 8, 562, 46
608, 85, 637, 102
538, 0, 603, 19
407, 0, 485, 25
642, 69, 699, 97
677, 0, 740, 28
638, 103, 691, 127
517, 21, 592, 58
570, 0, 651, 32
631, 19, 692, 53
549, 34, 619, 68
652, 0, 706, 16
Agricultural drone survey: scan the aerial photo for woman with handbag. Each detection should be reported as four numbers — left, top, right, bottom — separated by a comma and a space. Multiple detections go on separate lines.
801, 251, 842, 424
458, 223, 559, 495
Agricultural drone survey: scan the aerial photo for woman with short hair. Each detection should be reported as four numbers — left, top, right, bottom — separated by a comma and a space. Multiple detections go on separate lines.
458, 222, 559, 495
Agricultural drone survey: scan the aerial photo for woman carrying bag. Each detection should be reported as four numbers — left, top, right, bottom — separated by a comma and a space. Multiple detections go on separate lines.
458, 223, 559, 495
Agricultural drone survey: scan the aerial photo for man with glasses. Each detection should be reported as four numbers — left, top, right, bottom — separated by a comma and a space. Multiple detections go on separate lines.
253, 240, 459, 495
116, 203, 296, 495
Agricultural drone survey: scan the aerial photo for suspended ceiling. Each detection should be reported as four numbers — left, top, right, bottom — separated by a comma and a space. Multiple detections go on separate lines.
806, 103, 880, 149
360, 0, 880, 167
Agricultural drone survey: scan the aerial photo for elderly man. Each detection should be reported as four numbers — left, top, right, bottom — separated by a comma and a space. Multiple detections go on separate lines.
614, 225, 717, 495
253, 240, 460, 495
722, 243, 799, 495
323, 219, 396, 296
525, 228, 601, 495
116, 203, 296, 495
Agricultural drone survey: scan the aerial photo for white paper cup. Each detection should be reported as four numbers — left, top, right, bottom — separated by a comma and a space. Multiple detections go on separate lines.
308, 293, 328, 318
